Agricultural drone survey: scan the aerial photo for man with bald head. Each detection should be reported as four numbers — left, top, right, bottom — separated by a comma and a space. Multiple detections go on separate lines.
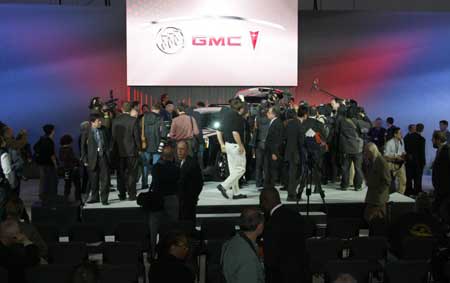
0, 219, 40, 283
177, 141, 203, 221
363, 142, 391, 223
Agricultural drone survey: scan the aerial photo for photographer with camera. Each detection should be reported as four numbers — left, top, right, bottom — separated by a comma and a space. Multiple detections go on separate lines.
338, 106, 371, 191
384, 127, 407, 194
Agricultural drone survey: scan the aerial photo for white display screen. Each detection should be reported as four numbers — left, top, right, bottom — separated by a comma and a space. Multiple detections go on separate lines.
126, 0, 298, 86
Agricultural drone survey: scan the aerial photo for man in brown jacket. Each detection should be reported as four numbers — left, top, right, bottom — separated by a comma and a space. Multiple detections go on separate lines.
363, 142, 391, 222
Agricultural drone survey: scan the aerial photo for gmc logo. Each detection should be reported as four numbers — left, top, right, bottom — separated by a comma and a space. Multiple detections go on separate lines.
192, 36, 242, 46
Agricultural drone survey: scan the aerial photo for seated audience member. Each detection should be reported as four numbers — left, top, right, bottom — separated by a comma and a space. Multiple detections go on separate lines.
177, 141, 203, 222
4, 197, 48, 259
148, 145, 180, 258
363, 143, 391, 223
59, 134, 81, 203
221, 208, 265, 283
389, 193, 444, 257
334, 274, 357, 283
259, 187, 306, 283
149, 231, 195, 283
0, 219, 40, 283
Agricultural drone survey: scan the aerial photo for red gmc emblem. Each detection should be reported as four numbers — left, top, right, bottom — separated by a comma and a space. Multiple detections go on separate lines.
192, 36, 242, 46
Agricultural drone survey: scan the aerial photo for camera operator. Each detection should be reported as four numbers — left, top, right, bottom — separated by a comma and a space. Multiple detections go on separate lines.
298, 106, 328, 199
338, 105, 371, 191
384, 127, 407, 194
253, 103, 270, 188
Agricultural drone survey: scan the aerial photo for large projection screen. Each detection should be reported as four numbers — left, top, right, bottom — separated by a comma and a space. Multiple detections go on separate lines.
127, 0, 298, 86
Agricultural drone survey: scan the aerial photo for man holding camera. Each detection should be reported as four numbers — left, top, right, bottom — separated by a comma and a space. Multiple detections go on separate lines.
384, 127, 407, 194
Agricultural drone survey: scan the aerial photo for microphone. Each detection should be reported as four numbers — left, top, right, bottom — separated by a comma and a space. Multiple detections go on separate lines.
310, 78, 319, 93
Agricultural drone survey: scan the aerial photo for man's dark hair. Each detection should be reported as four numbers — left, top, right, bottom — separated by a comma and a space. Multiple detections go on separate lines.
165, 100, 174, 106
131, 101, 139, 110
433, 130, 447, 143
142, 104, 149, 111
260, 187, 281, 206
196, 101, 206, 107
440, 120, 449, 126
160, 93, 168, 101
89, 113, 102, 123
60, 134, 73, 146
298, 105, 309, 118
386, 117, 394, 125
392, 127, 401, 136
43, 124, 55, 136
408, 124, 416, 132
161, 145, 174, 161
157, 230, 189, 259
230, 99, 245, 112
309, 107, 318, 117
416, 123, 424, 133
239, 208, 264, 232
152, 102, 162, 110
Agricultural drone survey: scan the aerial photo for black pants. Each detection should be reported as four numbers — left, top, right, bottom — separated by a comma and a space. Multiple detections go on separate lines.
88, 156, 110, 203
406, 160, 424, 196
179, 196, 198, 222
38, 165, 58, 203
117, 156, 138, 199
64, 167, 81, 201
287, 160, 301, 198
264, 151, 279, 188
341, 153, 363, 190
255, 145, 267, 187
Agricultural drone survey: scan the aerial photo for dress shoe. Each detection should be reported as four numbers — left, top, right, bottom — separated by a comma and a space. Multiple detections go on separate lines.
86, 199, 100, 204
118, 195, 127, 201
101, 202, 110, 206
232, 194, 247, 200
217, 184, 229, 199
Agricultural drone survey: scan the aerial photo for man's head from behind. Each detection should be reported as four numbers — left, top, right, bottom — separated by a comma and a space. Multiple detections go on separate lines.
177, 141, 189, 161
440, 120, 449, 132
43, 124, 55, 137
161, 145, 174, 162
259, 187, 281, 215
239, 208, 264, 238
386, 117, 394, 126
0, 219, 20, 246
416, 123, 425, 134
374, 118, 383, 128
333, 274, 357, 283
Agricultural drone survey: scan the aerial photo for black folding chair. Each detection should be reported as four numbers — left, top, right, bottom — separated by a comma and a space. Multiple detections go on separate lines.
26, 264, 74, 283
34, 223, 59, 244
348, 237, 387, 272
306, 238, 345, 274
401, 237, 435, 260
114, 221, 150, 251
0, 266, 7, 283
325, 260, 371, 283
68, 223, 105, 253
326, 217, 361, 239
99, 264, 138, 283
48, 242, 88, 266
102, 242, 146, 283
384, 261, 429, 283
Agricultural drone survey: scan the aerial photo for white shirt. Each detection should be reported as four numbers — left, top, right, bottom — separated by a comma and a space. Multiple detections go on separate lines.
1, 152, 15, 185
270, 203, 283, 216
384, 138, 406, 157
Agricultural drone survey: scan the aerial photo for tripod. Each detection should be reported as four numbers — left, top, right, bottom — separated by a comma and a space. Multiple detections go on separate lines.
297, 150, 328, 217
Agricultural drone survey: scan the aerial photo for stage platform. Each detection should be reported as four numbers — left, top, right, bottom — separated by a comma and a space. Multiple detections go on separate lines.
81, 181, 416, 234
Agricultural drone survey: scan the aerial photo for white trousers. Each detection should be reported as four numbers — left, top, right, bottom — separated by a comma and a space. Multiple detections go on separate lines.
221, 142, 246, 196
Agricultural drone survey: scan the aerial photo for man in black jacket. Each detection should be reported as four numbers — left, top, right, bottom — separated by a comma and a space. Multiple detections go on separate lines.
404, 123, 426, 196
112, 102, 141, 201
284, 109, 302, 201
254, 107, 270, 188
177, 141, 203, 222
264, 106, 284, 188
431, 131, 450, 221
81, 113, 111, 205
260, 187, 306, 283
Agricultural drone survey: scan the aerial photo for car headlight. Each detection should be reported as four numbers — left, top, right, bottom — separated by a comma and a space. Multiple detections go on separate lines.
213, 121, 221, 129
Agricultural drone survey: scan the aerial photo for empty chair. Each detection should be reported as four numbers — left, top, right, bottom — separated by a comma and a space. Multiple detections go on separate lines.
68, 223, 104, 253
102, 242, 145, 282
34, 223, 59, 244
305, 238, 345, 274
114, 222, 149, 250
0, 266, 7, 283
348, 237, 387, 272
48, 242, 88, 266
326, 260, 371, 283
99, 264, 138, 283
401, 237, 435, 260
384, 261, 429, 283
26, 264, 74, 283
326, 217, 361, 239
201, 219, 236, 241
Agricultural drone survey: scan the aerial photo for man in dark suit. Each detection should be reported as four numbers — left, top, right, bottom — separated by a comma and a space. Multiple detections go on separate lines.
177, 141, 203, 222
431, 130, 450, 220
284, 109, 302, 201
112, 102, 141, 201
404, 123, 426, 196
81, 113, 111, 205
264, 106, 284, 188
260, 187, 306, 283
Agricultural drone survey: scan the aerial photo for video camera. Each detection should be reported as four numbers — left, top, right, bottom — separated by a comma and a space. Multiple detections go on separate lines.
89, 90, 119, 114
